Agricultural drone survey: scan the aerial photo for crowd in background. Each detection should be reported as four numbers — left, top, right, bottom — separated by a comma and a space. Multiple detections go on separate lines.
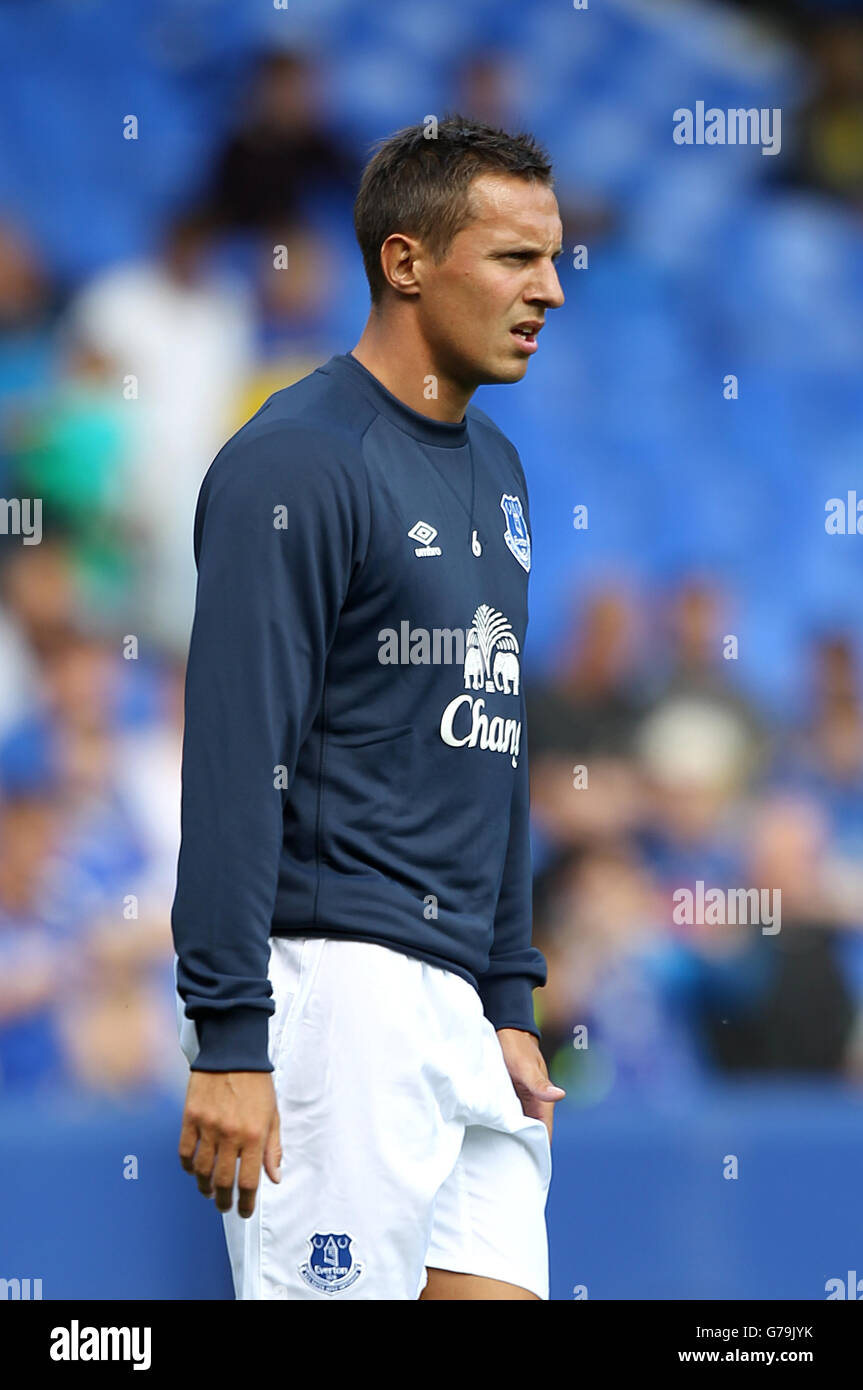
0, 0, 861, 1104
529, 583, 863, 1100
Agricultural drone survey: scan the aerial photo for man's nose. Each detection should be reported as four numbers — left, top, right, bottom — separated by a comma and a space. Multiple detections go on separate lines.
529, 264, 565, 309
545, 266, 565, 309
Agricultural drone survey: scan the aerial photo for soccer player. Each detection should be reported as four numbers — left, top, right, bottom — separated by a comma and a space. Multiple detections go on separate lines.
171, 115, 566, 1301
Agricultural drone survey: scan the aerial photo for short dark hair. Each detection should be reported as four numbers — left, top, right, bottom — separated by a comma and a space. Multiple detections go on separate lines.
353, 113, 555, 304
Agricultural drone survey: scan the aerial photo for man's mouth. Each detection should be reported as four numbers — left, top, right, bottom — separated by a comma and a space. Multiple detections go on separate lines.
510, 322, 542, 354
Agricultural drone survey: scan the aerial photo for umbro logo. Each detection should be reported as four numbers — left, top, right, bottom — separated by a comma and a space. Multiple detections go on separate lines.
408, 520, 442, 557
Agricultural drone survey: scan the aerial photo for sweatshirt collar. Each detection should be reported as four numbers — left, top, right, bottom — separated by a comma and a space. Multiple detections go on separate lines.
330, 351, 470, 449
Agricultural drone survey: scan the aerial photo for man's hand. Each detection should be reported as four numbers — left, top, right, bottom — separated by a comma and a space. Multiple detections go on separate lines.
178, 1071, 282, 1218
496, 1028, 566, 1145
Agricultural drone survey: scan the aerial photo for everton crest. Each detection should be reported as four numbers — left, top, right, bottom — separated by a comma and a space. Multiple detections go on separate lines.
500, 493, 531, 573
299, 1232, 363, 1295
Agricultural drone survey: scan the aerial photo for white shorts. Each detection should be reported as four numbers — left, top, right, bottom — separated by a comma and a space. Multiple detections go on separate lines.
176, 936, 551, 1300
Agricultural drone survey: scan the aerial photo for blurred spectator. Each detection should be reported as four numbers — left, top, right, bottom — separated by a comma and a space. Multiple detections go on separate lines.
642, 576, 766, 750
771, 632, 863, 923
112, 654, 185, 912
536, 792, 863, 1098
0, 218, 62, 491
0, 786, 74, 1092
452, 52, 619, 242
453, 51, 521, 130
535, 842, 712, 1100
529, 585, 646, 760
9, 336, 135, 628
0, 629, 182, 1096
0, 539, 81, 735
527, 587, 647, 865
231, 216, 337, 428
634, 694, 753, 899
0, 537, 80, 657
204, 48, 359, 232
785, 17, 863, 209
692, 793, 861, 1076
64, 206, 255, 654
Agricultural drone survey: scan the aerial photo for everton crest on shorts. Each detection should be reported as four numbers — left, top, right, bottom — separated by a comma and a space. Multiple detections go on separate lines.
298, 1232, 364, 1295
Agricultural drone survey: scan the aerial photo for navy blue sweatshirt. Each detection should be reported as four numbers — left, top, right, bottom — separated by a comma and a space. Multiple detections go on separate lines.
171, 351, 547, 1071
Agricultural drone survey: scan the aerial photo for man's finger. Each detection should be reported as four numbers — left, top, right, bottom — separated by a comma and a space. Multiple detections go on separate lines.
194, 1134, 217, 1196
512, 1071, 564, 1108
263, 1108, 282, 1186
178, 1116, 200, 1173
212, 1142, 241, 1213
236, 1140, 266, 1219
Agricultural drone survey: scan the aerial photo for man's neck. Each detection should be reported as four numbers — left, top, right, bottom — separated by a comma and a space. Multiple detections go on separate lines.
350, 318, 471, 423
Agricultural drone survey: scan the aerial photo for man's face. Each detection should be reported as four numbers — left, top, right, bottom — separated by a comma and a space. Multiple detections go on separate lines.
414, 172, 565, 388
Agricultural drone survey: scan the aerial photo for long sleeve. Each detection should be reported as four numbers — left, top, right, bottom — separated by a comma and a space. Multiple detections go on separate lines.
476, 716, 547, 1038
171, 422, 363, 1072
476, 446, 546, 1037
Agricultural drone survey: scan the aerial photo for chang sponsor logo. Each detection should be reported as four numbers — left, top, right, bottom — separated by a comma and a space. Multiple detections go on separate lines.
439, 603, 522, 767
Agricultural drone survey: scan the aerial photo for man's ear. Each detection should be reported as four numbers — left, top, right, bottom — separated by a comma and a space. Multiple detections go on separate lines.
380, 233, 422, 298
